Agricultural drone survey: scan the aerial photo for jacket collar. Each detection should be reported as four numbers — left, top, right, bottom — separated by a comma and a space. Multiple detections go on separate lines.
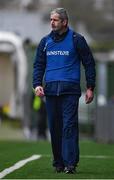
50, 27, 69, 42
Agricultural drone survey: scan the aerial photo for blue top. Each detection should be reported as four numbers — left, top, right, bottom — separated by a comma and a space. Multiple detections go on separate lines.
33, 28, 96, 96
45, 29, 80, 83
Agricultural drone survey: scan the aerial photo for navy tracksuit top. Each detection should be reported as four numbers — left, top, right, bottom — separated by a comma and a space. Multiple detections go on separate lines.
33, 28, 96, 96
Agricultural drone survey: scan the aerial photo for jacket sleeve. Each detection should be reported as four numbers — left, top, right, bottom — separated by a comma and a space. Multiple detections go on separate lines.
74, 33, 96, 90
33, 37, 46, 89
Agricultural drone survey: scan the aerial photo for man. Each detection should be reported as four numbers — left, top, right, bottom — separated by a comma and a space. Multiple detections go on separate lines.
33, 8, 96, 174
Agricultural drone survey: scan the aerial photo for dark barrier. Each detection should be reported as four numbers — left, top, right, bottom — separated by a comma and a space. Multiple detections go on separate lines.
95, 104, 114, 143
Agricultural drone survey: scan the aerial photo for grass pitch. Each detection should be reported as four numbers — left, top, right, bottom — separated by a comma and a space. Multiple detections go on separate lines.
0, 140, 114, 179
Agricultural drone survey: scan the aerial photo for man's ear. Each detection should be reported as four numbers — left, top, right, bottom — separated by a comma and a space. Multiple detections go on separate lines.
63, 19, 68, 26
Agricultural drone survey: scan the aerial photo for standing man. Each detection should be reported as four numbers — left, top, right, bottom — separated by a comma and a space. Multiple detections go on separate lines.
33, 8, 96, 174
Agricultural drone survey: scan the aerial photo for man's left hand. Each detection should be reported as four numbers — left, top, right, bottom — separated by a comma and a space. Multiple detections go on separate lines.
85, 88, 94, 104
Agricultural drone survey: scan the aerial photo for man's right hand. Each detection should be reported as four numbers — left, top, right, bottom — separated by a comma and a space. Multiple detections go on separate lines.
35, 86, 44, 97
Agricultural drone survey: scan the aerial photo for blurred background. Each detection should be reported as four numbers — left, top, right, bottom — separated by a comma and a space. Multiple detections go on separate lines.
0, 0, 114, 143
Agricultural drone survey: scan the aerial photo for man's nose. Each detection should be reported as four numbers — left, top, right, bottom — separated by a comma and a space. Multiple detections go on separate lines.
51, 20, 53, 24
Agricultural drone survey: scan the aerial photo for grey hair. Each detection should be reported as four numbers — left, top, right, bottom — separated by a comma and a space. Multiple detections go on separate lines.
50, 8, 68, 21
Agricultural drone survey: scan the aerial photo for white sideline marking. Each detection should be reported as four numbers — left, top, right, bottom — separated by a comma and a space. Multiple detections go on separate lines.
44, 154, 114, 159
0, 154, 41, 179
80, 155, 114, 159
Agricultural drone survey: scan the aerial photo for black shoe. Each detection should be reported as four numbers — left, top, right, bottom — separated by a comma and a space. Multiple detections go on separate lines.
64, 166, 76, 174
55, 166, 64, 173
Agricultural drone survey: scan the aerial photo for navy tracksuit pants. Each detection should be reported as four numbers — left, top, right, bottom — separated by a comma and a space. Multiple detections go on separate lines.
46, 94, 79, 167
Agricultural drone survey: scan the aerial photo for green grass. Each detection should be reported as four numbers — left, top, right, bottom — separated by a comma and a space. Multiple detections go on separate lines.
0, 140, 114, 179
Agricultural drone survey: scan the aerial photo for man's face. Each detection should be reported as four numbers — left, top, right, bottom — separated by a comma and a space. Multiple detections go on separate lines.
50, 13, 67, 32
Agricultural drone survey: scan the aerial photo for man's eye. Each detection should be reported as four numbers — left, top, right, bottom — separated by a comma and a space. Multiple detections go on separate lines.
55, 19, 59, 22
50, 19, 59, 22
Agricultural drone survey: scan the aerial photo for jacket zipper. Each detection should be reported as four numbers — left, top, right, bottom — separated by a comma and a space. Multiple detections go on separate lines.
57, 81, 60, 96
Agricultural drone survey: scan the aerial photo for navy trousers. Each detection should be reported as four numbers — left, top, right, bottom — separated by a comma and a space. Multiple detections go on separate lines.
46, 94, 79, 167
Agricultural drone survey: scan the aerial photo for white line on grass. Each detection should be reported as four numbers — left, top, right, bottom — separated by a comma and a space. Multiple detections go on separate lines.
80, 155, 114, 159
43, 154, 114, 159
0, 154, 41, 179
